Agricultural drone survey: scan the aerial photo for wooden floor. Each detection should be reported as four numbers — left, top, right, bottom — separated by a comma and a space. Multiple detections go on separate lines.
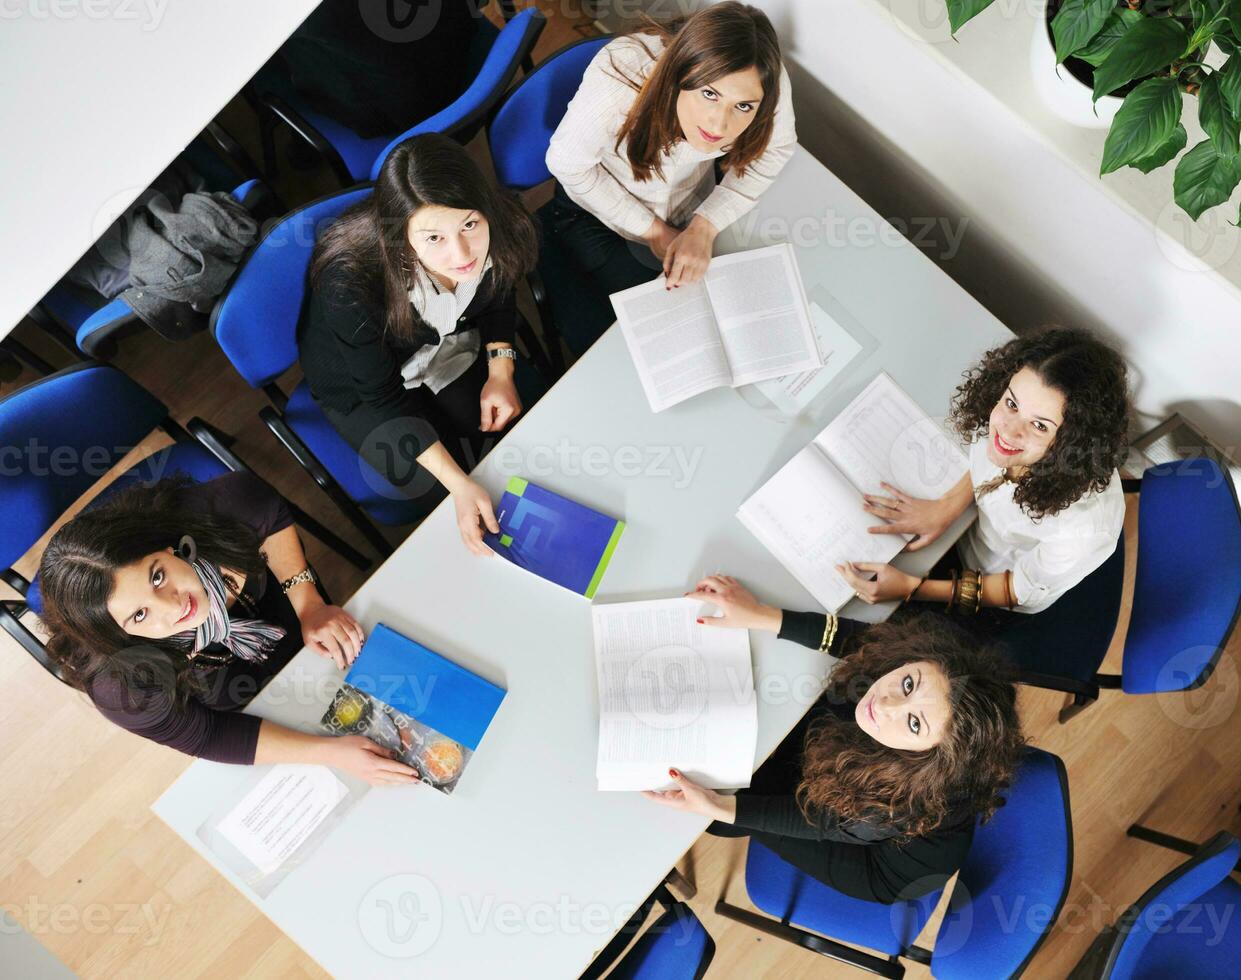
4, 3, 1240, 978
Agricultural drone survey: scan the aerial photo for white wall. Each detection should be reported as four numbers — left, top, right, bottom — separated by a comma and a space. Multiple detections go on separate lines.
596, 0, 1241, 456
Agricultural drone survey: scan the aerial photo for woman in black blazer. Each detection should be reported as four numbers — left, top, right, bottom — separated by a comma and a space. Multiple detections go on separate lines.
299, 133, 539, 554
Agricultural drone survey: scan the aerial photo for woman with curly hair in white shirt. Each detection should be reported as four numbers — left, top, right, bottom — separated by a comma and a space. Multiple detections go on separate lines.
542, 1, 797, 353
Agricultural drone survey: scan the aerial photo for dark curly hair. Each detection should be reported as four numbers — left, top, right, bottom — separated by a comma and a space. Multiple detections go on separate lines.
949, 327, 1131, 518
797, 613, 1025, 842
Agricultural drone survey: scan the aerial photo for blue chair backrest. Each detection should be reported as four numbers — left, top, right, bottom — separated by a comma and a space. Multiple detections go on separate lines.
1124, 459, 1241, 694
930, 747, 1073, 979
210, 186, 373, 388
488, 34, 612, 190
609, 903, 714, 980
0, 364, 166, 570
368, 7, 546, 182
1105, 831, 1241, 978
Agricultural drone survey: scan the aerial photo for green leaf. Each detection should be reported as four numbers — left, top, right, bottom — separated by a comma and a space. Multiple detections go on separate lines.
1077, 9, 1144, 67
1052, 0, 1115, 62
945, 0, 997, 33
1216, 34, 1237, 56
1229, 0, 1241, 38
1092, 18, 1189, 100
1174, 138, 1241, 218
1219, 55, 1241, 116
1100, 78, 1185, 173
1198, 71, 1241, 155
1130, 122, 1188, 171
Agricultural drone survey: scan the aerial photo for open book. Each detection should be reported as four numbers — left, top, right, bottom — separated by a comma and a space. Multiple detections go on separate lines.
610, 243, 821, 412
738, 372, 969, 613
593, 598, 757, 791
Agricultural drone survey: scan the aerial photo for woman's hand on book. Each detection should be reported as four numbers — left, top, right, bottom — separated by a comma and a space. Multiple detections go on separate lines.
302, 604, 365, 670
862, 482, 954, 551
326, 735, 421, 787
835, 561, 921, 604
643, 216, 680, 261
642, 768, 736, 823
685, 575, 783, 633
452, 478, 500, 556
662, 214, 718, 288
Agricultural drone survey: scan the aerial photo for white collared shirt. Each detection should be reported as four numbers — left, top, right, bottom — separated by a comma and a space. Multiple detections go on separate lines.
545, 34, 798, 242
399, 259, 490, 395
956, 435, 1125, 614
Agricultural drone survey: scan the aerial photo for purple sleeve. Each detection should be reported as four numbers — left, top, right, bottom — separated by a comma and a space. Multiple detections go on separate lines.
182, 471, 294, 541
88, 672, 262, 764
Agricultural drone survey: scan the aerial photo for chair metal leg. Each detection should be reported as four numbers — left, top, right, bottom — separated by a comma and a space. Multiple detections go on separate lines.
260, 407, 396, 560
1058, 691, 1097, 724
0, 602, 68, 684
184, 417, 374, 571
1126, 824, 1201, 858
713, 899, 905, 978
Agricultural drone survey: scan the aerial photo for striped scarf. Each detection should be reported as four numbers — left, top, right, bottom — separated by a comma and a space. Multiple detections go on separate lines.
171, 560, 286, 663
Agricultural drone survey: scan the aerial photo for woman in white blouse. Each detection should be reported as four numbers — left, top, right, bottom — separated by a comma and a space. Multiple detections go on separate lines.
541, 1, 797, 353
838, 328, 1131, 626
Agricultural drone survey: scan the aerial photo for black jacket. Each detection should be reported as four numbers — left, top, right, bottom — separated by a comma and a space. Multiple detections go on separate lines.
298, 261, 517, 448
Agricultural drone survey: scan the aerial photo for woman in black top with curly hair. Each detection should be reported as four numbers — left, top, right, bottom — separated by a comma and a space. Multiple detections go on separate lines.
835, 327, 1131, 624
646, 577, 1025, 904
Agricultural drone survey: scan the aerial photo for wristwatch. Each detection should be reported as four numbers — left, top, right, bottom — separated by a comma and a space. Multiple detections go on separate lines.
486, 347, 517, 362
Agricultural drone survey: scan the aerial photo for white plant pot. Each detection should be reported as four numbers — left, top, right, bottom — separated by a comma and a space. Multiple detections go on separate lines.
1029, 11, 1124, 129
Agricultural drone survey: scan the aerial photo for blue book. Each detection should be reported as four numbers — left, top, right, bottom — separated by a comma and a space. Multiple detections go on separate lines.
320, 623, 505, 795
482, 477, 626, 600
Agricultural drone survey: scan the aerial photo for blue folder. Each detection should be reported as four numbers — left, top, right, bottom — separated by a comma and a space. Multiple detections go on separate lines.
342, 623, 505, 752
483, 477, 626, 599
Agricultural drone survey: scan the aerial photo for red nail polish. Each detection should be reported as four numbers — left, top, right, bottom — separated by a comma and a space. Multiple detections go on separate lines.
696, 618, 704, 624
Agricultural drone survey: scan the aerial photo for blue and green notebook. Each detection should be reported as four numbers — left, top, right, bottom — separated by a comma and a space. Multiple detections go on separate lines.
483, 477, 625, 600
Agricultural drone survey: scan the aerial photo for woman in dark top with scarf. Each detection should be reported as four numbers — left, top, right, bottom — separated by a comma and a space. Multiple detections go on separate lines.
645, 576, 1025, 904
299, 132, 539, 555
38, 474, 418, 786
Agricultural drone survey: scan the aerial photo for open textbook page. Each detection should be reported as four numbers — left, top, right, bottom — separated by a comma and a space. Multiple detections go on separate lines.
611, 243, 820, 412
738, 373, 969, 613
705, 244, 820, 385
593, 598, 757, 791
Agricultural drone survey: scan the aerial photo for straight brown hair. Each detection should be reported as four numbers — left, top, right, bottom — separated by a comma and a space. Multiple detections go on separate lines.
612, 2, 783, 183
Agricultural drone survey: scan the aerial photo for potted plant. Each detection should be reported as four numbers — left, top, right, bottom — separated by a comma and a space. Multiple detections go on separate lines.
947, 0, 1241, 221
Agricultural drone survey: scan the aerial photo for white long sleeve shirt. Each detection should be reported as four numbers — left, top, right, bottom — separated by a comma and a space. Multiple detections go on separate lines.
957, 436, 1125, 614
545, 34, 797, 242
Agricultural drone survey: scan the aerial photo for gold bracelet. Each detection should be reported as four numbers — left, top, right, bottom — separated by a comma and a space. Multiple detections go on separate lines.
958, 569, 982, 615
946, 569, 959, 613
903, 576, 926, 604
1004, 570, 1017, 610
819, 613, 839, 653
281, 567, 317, 594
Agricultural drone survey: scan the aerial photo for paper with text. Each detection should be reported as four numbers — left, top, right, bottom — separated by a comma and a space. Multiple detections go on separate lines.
215, 765, 350, 875
754, 302, 864, 415
593, 598, 757, 791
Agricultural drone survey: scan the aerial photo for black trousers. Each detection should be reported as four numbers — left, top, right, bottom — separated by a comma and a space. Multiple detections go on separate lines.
321, 354, 498, 517
536, 183, 663, 355
706, 709, 971, 905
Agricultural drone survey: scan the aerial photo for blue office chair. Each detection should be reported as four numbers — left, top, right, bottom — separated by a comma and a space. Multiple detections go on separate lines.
486, 34, 612, 375
255, 7, 544, 188
579, 881, 715, 980
208, 186, 549, 559
1015, 459, 1241, 722
715, 747, 1072, 977
1098, 830, 1241, 978
30, 132, 276, 360
0, 363, 368, 681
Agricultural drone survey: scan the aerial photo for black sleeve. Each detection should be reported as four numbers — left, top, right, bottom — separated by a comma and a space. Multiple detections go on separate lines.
182, 472, 294, 541
305, 269, 458, 453
88, 673, 262, 764
470, 282, 519, 348
732, 793, 900, 844
777, 611, 867, 653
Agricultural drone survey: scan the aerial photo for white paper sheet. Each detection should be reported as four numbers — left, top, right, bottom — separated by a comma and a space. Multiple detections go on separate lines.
753, 302, 864, 415
215, 765, 350, 876
593, 598, 757, 791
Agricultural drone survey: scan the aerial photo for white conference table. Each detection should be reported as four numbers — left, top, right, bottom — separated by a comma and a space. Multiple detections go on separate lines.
0, 0, 318, 337
152, 147, 1011, 979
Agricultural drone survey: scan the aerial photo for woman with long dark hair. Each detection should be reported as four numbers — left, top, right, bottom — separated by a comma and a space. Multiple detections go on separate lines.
39, 474, 418, 785
646, 577, 1024, 904
299, 133, 540, 554
835, 327, 1131, 626
542, 1, 797, 352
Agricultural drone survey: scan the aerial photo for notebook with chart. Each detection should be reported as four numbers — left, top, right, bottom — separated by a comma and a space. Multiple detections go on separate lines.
737, 372, 969, 612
